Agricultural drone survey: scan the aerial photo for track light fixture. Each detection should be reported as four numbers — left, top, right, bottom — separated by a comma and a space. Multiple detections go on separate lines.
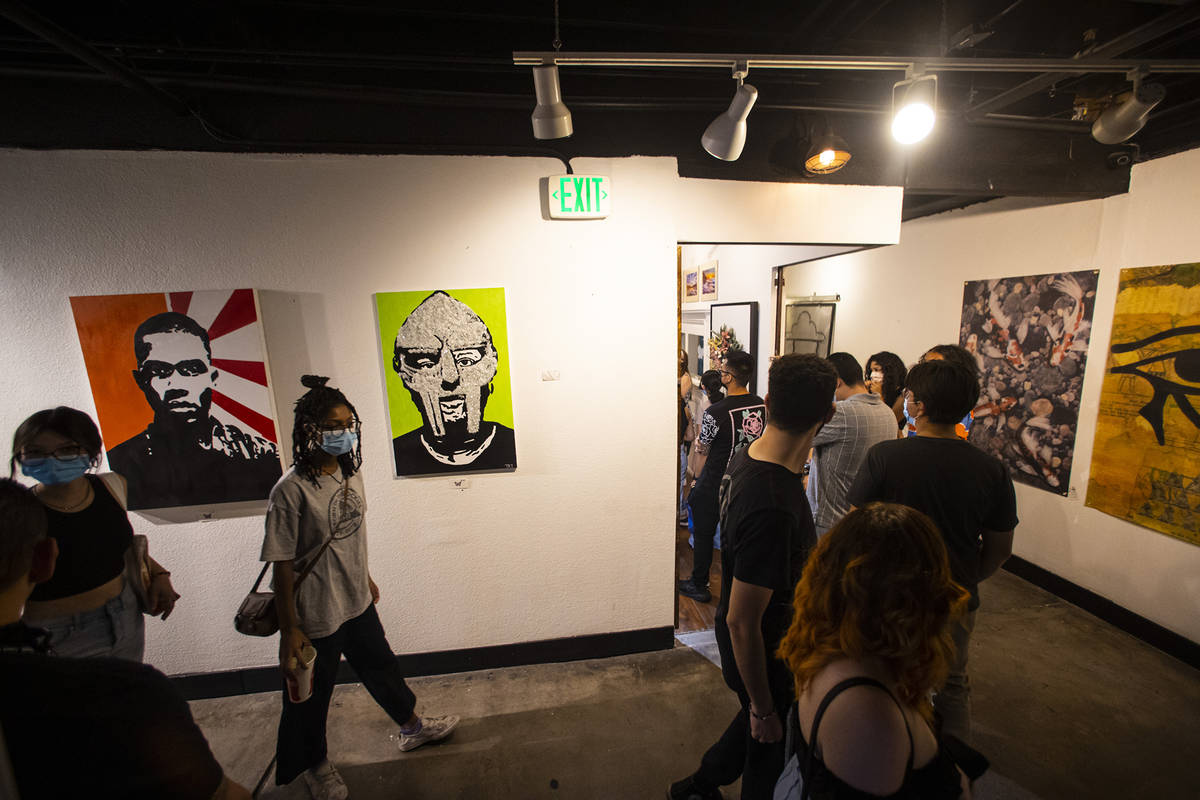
1091, 72, 1166, 145
804, 121, 852, 175
891, 72, 937, 145
531, 64, 573, 140
701, 63, 758, 161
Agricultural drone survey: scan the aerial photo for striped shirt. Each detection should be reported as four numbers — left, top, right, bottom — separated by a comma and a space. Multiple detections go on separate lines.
806, 392, 898, 534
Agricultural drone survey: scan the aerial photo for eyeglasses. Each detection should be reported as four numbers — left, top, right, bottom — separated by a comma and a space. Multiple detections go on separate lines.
139, 359, 209, 380
319, 421, 361, 435
18, 445, 88, 465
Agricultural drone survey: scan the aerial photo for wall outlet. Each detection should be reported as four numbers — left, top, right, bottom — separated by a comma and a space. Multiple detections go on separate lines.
450, 478, 470, 490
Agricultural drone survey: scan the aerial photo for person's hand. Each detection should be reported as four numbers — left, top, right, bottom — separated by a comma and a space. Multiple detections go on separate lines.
369, 576, 380, 604
279, 627, 312, 677
148, 573, 180, 620
750, 709, 783, 743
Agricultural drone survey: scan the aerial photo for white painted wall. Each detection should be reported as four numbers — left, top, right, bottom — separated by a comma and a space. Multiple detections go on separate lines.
781, 148, 1200, 643
0, 150, 902, 675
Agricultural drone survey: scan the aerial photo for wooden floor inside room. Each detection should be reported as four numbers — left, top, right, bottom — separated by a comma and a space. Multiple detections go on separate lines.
675, 520, 722, 633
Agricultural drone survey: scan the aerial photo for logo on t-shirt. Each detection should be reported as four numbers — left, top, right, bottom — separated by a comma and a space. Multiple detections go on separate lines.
329, 487, 364, 539
729, 405, 766, 466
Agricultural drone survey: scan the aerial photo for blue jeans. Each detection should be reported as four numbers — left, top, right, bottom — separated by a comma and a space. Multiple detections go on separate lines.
38, 579, 145, 661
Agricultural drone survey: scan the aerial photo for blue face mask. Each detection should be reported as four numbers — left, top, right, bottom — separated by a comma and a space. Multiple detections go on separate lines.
903, 396, 918, 427
320, 430, 358, 456
21, 455, 92, 486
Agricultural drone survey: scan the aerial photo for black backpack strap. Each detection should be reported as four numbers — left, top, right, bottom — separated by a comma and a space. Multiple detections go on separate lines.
801, 676, 916, 795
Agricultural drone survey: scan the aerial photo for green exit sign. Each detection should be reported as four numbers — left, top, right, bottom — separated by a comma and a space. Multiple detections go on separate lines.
547, 174, 611, 219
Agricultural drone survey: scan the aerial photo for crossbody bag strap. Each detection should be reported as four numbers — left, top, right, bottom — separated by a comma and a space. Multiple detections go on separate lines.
249, 535, 334, 593
800, 677, 916, 799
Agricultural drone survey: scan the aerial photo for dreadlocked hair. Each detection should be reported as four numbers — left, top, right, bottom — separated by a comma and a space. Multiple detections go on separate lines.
292, 375, 362, 486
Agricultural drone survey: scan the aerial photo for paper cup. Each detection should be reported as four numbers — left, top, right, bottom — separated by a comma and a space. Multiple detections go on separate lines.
286, 644, 318, 703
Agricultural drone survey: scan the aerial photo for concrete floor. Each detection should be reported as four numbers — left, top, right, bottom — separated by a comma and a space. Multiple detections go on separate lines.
191, 571, 1200, 800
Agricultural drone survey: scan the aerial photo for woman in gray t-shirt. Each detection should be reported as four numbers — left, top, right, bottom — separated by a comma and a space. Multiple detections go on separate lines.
261, 375, 459, 799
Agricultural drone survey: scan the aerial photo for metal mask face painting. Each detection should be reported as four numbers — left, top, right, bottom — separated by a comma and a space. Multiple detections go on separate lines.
376, 288, 516, 476
394, 292, 498, 438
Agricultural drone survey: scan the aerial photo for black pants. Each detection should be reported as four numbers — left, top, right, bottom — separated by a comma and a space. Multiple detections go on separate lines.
693, 698, 788, 799
275, 604, 417, 785
688, 482, 720, 586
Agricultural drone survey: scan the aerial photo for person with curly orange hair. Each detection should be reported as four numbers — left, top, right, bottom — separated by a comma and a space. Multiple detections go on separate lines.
776, 503, 976, 799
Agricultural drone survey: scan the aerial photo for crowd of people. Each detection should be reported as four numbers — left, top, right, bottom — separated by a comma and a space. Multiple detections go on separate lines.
0, 375, 457, 799
674, 346, 1017, 799
0, 343, 1016, 799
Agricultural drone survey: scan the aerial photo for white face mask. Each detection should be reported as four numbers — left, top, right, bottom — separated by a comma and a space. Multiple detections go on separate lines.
870, 369, 884, 385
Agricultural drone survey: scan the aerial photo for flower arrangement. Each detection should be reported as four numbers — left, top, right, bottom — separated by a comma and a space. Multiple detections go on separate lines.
708, 325, 742, 364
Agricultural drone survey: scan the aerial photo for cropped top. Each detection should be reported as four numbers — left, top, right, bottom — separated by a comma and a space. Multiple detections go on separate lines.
28, 475, 134, 602
793, 677, 963, 799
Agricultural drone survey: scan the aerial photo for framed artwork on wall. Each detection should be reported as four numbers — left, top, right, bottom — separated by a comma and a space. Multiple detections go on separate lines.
68, 289, 284, 513
375, 288, 517, 477
1085, 263, 1200, 547
782, 302, 836, 358
683, 269, 700, 303
960, 270, 1098, 496
709, 301, 759, 390
700, 261, 719, 302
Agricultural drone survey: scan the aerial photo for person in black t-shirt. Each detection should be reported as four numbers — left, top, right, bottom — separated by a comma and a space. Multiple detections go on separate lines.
848, 358, 1018, 743
669, 354, 836, 800
680, 349, 767, 603
0, 478, 250, 800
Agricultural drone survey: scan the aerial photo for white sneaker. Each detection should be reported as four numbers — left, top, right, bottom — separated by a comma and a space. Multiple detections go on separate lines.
396, 714, 461, 752
303, 759, 349, 800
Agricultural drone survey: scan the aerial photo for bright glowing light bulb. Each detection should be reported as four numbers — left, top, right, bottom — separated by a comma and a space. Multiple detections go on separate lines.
891, 102, 935, 144
818, 149, 836, 167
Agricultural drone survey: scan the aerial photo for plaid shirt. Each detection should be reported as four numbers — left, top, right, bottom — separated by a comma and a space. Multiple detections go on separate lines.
806, 392, 898, 533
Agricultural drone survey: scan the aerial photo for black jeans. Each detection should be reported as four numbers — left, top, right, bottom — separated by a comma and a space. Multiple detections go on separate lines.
688, 482, 720, 586
694, 701, 788, 799
275, 604, 417, 785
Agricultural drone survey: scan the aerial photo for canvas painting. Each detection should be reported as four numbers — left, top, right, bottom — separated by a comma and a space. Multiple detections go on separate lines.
1085, 264, 1200, 546
960, 271, 1098, 495
782, 302, 836, 358
701, 261, 719, 301
69, 289, 284, 511
709, 302, 759, 391
683, 269, 700, 303
375, 288, 516, 476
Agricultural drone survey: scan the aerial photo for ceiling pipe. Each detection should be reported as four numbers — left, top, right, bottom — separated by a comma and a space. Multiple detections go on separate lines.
963, 2, 1200, 118
0, 0, 191, 117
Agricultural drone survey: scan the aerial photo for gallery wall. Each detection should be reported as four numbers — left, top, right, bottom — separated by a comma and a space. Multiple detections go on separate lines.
781, 147, 1200, 643
0, 150, 901, 675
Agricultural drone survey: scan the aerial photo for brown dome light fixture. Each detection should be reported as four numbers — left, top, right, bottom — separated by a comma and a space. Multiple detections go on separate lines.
804, 125, 852, 175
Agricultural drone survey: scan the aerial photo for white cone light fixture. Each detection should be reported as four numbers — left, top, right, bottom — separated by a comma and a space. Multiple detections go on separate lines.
891, 74, 937, 145
702, 73, 758, 161
1092, 79, 1166, 144
531, 64, 573, 140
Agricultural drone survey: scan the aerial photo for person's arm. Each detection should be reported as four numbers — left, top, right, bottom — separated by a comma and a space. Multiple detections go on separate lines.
680, 372, 693, 400
725, 578, 782, 743
978, 529, 1014, 580
810, 403, 844, 447
273, 560, 311, 677
845, 446, 884, 508
146, 556, 180, 620
815, 686, 911, 795
695, 410, 718, 456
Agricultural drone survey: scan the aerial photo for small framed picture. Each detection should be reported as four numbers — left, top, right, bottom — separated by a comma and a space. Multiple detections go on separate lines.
700, 261, 718, 301
683, 269, 700, 303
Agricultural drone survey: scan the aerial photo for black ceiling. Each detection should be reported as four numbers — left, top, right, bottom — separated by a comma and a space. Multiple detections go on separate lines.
0, 1, 1197, 220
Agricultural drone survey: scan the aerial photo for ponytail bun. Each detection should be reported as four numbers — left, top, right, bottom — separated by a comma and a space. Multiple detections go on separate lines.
300, 375, 329, 389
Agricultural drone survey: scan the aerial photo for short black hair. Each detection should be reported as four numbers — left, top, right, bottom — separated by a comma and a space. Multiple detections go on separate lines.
906, 360, 979, 424
767, 354, 837, 433
10, 407, 103, 478
0, 477, 47, 591
722, 349, 754, 387
924, 344, 979, 384
826, 352, 864, 387
134, 312, 212, 364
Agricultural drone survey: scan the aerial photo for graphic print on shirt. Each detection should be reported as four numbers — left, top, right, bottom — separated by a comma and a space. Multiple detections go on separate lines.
727, 404, 766, 468
699, 411, 720, 448
329, 486, 364, 540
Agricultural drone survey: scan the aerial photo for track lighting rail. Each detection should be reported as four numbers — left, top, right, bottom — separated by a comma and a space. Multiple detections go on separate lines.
514, 52, 1200, 75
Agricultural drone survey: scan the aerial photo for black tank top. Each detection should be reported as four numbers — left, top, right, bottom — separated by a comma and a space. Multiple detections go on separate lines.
28, 475, 134, 602
793, 677, 964, 799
